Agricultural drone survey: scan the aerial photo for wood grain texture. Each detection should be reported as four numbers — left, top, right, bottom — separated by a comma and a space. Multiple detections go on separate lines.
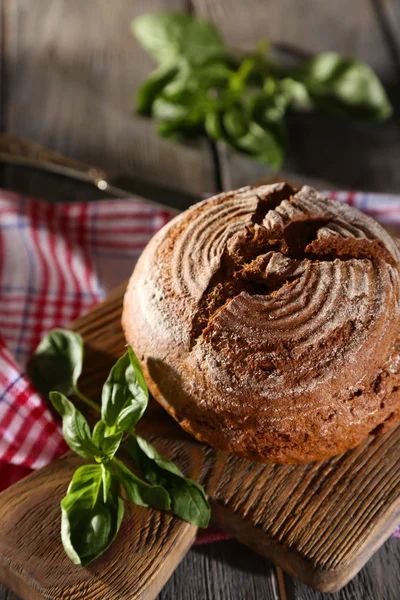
2, 537, 400, 600
216, 116, 400, 193
372, 0, 400, 78
384, 0, 400, 46
1, 1, 400, 597
2, 0, 217, 196
2, 275, 400, 598
159, 540, 280, 600
160, 539, 400, 600
193, 0, 394, 76
0, 283, 198, 600
284, 537, 400, 600
208, 427, 400, 591
193, 0, 400, 192
0, 453, 197, 600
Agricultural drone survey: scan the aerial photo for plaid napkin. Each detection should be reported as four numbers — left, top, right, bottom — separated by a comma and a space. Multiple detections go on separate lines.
0, 188, 400, 540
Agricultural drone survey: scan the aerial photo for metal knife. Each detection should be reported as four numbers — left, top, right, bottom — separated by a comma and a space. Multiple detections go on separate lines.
0, 134, 202, 213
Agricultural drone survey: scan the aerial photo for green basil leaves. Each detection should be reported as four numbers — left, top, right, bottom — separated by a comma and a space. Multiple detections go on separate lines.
292, 52, 392, 122
136, 64, 180, 116
132, 12, 393, 169
101, 346, 148, 432
49, 392, 100, 459
113, 458, 171, 510
129, 434, 210, 528
133, 12, 226, 66
61, 464, 124, 566
32, 329, 83, 398
32, 329, 210, 567
92, 421, 123, 460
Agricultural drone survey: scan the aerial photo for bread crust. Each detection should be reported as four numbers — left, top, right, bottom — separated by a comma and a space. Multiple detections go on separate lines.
122, 184, 400, 463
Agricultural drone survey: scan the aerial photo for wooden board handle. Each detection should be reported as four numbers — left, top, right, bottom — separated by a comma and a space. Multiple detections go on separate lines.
0, 449, 199, 600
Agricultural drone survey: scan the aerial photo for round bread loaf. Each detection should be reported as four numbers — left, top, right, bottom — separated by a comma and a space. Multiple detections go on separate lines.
122, 183, 400, 463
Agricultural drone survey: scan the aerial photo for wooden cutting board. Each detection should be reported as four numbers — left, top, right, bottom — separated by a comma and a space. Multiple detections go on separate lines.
1, 281, 400, 599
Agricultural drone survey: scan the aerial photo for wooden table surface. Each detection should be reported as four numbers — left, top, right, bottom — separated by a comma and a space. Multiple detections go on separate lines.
1, 1, 400, 599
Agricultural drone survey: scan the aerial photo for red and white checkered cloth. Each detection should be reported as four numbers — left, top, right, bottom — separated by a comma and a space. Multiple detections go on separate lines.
0, 190, 172, 490
0, 188, 400, 539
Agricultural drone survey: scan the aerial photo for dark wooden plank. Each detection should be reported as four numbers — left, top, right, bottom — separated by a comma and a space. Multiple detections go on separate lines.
216, 116, 400, 193
372, 0, 400, 79
193, 0, 394, 76
0, 452, 196, 600
0, 587, 19, 600
385, 0, 400, 29
2, 0, 217, 196
385, 0, 400, 44
2, 537, 400, 600
158, 540, 280, 600
192, 0, 400, 192
284, 537, 400, 600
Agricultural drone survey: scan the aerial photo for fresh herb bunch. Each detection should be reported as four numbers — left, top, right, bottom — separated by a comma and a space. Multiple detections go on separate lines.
32, 329, 210, 567
132, 12, 393, 170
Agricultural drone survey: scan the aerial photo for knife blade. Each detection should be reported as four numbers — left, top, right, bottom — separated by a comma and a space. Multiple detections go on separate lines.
98, 173, 202, 213
0, 146, 202, 213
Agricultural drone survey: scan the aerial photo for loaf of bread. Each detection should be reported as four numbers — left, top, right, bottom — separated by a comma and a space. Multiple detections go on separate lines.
122, 183, 400, 463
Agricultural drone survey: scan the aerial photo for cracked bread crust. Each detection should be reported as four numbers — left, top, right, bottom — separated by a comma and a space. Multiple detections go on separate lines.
122, 183, 400, 464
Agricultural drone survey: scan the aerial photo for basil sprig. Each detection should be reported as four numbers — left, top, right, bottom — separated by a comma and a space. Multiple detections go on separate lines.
32, 329, 210, 567
132, 11, 393, 169
129, 434, 210, 528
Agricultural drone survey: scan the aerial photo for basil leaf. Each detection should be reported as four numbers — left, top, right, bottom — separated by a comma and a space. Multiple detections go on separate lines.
153, 96, 205, 139
136, 63, 180, 116
153, 97, 195, 122
101, 463, 112, 502
132, 435, 184, 478
223, 107, 248, 139
127, 346, 149, 400
263, 75, 277, 96
193, 62, 232, 89
236, 122, 284, 170
167, 477, 211, 529
92, 421, 123, 460
101, 346, 148, 431
132, 12, 226, 66
229, 57, 258, 93
205, 110, 223, 140
50, 391, 99, 459
157, 117, 203, 139
129, 435, 210, 528
113, 458, 171, 510
278, 78, 313, 111
61, 464, 124, 566
246, 89, 289, 124
31, 329, 83, 398
151, 72, 208, 136
160, 61, 231, 103
294, 52, 392, 121
157, 62, 191, 101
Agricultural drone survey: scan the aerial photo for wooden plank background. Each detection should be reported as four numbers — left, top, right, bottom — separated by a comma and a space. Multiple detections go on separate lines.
1, 0, 218, 196
1, 1, 400, 599
193, 0, 400, 191
2, 0, 400, 194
